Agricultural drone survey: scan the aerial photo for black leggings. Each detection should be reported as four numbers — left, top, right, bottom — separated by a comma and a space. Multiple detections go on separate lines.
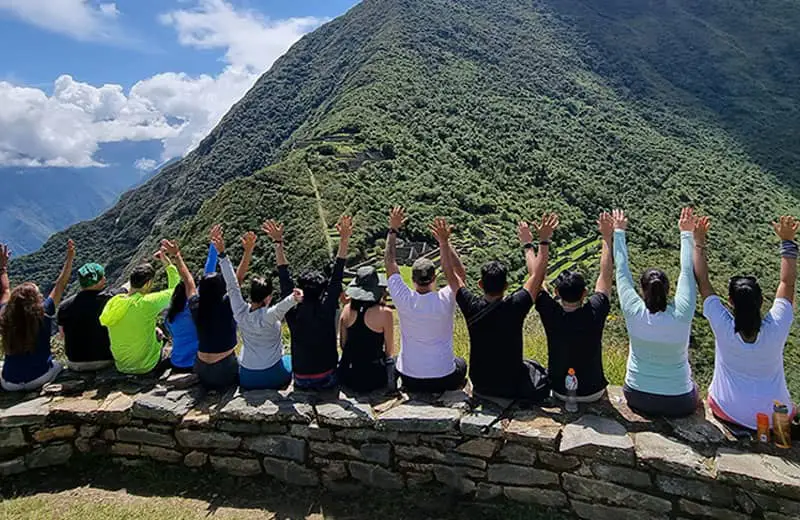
623, 383, 698, 418
194, 352, 239, 391
398, 357, 467, 393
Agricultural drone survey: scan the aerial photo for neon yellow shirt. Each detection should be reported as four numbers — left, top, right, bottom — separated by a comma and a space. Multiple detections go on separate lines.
100, 265, 179, 374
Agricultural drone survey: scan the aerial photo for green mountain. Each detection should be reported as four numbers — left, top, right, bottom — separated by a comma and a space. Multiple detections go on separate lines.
12, 0, 800, 392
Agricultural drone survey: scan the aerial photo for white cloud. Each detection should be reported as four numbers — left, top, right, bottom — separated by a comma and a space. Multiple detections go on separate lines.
134, 158, 158, 172
0, 0, 327, 168
0, 0, 121, 42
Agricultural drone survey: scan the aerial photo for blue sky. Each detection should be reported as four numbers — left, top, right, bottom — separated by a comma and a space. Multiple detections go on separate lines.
0, 0, 359, 171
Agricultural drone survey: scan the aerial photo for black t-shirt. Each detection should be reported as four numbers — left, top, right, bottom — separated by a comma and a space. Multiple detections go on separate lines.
57, 288, 126, 363
456, 287, 534, 398
278, 257, 344, 376
535, 291, 610, 396
189, 295, 237, 354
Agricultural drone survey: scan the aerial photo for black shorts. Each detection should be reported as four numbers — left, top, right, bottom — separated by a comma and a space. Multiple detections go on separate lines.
623, 383, 698, 418
194, 352, 239, 391
398, 357, 467, 393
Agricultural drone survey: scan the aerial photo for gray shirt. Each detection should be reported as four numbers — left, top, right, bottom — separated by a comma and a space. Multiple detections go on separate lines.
219, 257, 297, 370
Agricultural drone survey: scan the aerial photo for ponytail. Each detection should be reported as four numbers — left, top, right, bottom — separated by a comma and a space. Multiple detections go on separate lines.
728, 276, 763, 339
640, 269, 669, 313
167, 281, 188, 323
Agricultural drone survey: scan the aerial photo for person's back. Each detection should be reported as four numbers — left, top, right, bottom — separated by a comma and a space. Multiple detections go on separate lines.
165, 301, 198, 371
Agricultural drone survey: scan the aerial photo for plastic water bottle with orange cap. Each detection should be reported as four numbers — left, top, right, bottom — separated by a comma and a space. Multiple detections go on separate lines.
565, 368, 578, 413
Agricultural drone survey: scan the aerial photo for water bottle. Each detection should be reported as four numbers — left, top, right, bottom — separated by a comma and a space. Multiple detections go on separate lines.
565, 368, 578, 413
773, 401, 792, 449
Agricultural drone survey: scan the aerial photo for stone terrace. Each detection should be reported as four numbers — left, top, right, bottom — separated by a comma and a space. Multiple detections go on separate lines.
2, 369, 800, 520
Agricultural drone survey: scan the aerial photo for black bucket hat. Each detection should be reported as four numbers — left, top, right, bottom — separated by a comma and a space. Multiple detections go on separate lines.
346, 266, 388, 302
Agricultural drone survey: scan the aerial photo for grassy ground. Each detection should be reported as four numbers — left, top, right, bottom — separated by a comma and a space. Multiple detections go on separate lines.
0, 459, 569, 520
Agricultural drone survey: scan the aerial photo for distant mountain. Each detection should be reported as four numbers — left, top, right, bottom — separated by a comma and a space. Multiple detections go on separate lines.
11, 0, 800, 390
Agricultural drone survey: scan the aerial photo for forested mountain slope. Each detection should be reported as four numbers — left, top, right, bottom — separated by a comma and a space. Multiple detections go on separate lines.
11, 0, 800, 391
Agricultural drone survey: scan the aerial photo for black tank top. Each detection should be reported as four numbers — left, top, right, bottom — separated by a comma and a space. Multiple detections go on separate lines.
342, 307, 384, 367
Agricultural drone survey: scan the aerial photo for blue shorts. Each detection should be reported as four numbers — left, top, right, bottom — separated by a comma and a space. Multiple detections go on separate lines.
294, 369, 337, 390
239, 356, 292, 390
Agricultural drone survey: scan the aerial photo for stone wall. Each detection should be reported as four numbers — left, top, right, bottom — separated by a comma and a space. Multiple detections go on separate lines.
2, 375, 800, 520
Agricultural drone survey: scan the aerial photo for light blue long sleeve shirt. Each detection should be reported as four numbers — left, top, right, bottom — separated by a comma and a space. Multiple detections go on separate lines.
614, 230, 696, 396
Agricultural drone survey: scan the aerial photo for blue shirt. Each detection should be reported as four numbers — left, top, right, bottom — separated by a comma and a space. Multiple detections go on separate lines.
165, 303, 199, 369
1, 297, 56, 384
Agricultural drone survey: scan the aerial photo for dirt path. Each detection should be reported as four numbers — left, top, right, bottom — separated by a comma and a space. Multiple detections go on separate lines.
305, 163, 333, 257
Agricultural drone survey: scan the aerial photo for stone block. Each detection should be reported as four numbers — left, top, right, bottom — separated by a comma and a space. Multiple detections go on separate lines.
262, 456, 319, 486
132, 391, 194, 424
316, 400, 375, 428
678, 499, 749, 520
163, 372, 199, 390
571, 500, 668, 520
335, 429, 419, 444
459, 411, 503, 438
454, 438, 499, 459
141, 445, 183, 463
32, 425, 77, 443
116, 427, 176, 448
497, 442, 537, 466
243, 435, 306, 463
360, 443, 392, 467
184, 451, 208, 468
487, 463, 559, 487
216, 421, 261, 434
102, 429, 115, 441
504, 487, 568, 508
591, 462, 651, 489
210, 456, 262, 477
110, 443, 140, 456
655, 474, 733, 506
78, 425, 101, 438
503, 412, 561, 450
562, 474, 672, 513
395, 444, 445, 462
148, 424, 174, 434
538, 451, 581, 471
0, 457, 25, 476
290, 424, 333, 441
181, 410, 211, 429
432, 465, 476, 494
97, 392, 134, 424
407, 472, 434, 487
751, 492, 800, 517
348, 461, 404, 489
716, 448, 800, 500
444, 452, 486, 470
0, 427, 26, 449
475, 482, 502, 500
635, 432, 715, 479
50, 397, 102, 421
25, 443, 72, 469
0, 397, 50, 427
377, 402, 461, 433
666, 409, 727, 445
764, 514, 795, 520
560, 415, 634, 466
175, 429, 241, 450
217, 390, 313, 424
310, 441, 361, 459
321, 460, 349, 480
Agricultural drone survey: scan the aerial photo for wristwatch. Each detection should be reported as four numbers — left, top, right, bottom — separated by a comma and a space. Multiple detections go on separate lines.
539, 240, 552, 246
522, 243, 535, 250
388, 229, 398, 235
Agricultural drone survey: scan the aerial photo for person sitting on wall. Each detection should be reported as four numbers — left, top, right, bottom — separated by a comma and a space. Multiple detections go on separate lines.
536, 212, 614, 404
384, 207, 466, 393
272, 215, 352, 390
1, 239, 74, 391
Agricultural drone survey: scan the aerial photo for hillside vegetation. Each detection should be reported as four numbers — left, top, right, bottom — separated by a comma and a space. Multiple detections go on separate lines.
11, 0, 800, 393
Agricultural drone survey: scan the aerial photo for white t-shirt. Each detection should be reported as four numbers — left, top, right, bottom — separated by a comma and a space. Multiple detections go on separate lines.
704, 295, 794, 429
387, 273, 457, 378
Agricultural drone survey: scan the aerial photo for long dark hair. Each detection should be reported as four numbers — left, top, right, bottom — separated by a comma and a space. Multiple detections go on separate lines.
190, 273, 227, 335
167, 281, 188, 323
640, 268, 669, 313
0, 283, 44, 356
729, 276, 763, 340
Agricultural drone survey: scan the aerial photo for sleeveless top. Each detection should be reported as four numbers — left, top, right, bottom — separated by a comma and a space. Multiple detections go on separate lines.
341, 307, 384, 368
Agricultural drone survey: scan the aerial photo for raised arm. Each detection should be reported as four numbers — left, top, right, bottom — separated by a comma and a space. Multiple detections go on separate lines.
519, 221, 537, 278
432, 217, 463, 292
525, 213, 559, 297
162, 239, 196, 300
328, 215, 352, 300
336, 215, 352, 261
674, 207, 697, 321
204, 243, 218, 275
385, 207, 405, 278
267, 289, 303, 323
612, 209, 645, 316
263, 220, 293, 297
210, 225, 249, 320
144, 246, 181, 309
595, 212, 614, 296
0, 243, 10, 306
693, 216, 715, 300
237, 231, 256, 285
774, 215, 799, 304
49, 239, 76, 306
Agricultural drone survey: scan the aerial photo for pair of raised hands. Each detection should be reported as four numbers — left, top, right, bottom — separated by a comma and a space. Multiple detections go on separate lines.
209, 215, 355, 254
153, 239, 180, 264
606, 207, 696, 234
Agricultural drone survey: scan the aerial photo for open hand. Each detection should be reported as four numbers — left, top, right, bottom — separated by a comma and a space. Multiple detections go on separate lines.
0, 243, 9, 269
160, 239, 180, 257
241, 231, 257, 252
262, 220, 284, 243
598, 212, 614, 239
694, 216, 711, 245
518, 221, 534, 245
66, 239, 76, 260
209, 225, 225, 254
533, 213, 559, 241
389, 207, 406, 231
292, 288, 304, 303
612, 209, 628, 231
337, 215, 354, 240
430, 217, 452, 244
153, 249, 166, 264
679, 207, 695, 232
773, 215, 799, 241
